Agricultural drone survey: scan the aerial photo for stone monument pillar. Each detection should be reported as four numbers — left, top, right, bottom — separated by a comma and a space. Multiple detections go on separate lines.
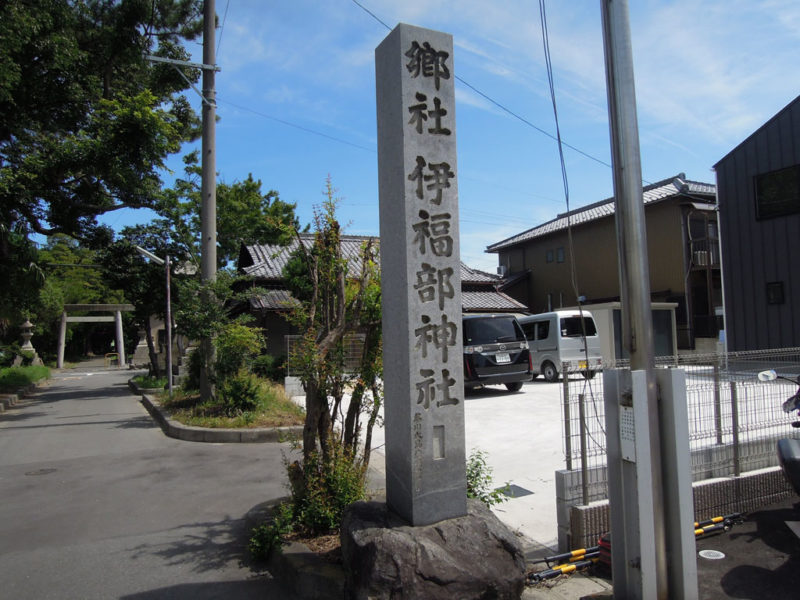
376, 23, 466, 526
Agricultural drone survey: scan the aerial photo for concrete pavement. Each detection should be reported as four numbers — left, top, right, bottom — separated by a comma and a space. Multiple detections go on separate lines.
0, 363, 298, 599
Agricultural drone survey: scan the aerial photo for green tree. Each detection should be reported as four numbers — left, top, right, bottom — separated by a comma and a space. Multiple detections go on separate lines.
284, 179, 382, 468
0, 224, 43, 336
33, 235, 125, 360
99, 223, 190, 376
161, 152, 301, 267
1, 0, 203, 243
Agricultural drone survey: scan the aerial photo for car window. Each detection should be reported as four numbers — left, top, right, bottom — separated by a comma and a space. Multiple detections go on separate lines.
536, 321, 549, 341
463, 317, 523, 344
559, 316, 597, 337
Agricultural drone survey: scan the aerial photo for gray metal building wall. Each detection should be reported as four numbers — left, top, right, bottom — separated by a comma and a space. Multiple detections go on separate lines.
715, 96, 800, 351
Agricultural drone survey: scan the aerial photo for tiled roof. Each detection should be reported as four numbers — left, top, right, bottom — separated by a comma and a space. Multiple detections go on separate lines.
486, 174, 716, 252
249, 290, 298, 311
240, 237, 525, 313
462, 290, 527, 312
242, 235, 375, 281
460, 262, 501, 284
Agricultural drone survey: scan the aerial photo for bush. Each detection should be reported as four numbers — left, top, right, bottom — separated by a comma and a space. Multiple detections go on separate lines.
218, 369, 263, 416
132, 374, 167, 389
183, 348, 203, 391
252, 353, 286, 382
466, 449, 508, 507
249, 502, 294, 561
0, 365, 50, 391
292, 442, 367, 534
214, 322, 264, 380
0, 343, 23, 368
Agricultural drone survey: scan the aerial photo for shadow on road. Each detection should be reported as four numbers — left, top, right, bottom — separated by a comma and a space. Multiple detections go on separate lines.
119, 577, 289, 600
697, 499, 800, 599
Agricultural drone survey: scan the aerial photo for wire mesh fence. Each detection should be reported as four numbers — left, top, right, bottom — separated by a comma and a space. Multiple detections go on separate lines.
561, 347, 800, 505
285, 333, 366, 377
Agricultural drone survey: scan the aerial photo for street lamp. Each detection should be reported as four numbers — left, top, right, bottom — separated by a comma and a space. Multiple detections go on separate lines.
135, 245, 173, 397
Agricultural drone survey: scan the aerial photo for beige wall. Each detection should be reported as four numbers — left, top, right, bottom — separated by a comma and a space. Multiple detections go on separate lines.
499, 198, 690, 314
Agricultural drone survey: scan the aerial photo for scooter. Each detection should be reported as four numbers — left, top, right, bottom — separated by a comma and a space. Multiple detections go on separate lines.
758, 369, 800, 496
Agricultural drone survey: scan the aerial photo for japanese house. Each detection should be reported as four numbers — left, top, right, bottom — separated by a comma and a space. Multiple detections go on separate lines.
486, 174, 720, 353
236, 235, 527, 358
714, 94, 800, 351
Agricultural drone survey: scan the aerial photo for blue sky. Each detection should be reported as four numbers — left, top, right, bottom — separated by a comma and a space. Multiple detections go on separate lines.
102, 0, 800, 272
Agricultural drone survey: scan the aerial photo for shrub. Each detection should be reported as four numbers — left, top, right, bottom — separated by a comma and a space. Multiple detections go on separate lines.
218, 369, 263, 416
214, 322, 264, 380
132, 374, 167, 389
292, 442, 367, 535
0, 365, 50, 391
466, 449, 508, 507
252, 353, 287, 382
182, 348, 203, 391
249, 502, 294, 561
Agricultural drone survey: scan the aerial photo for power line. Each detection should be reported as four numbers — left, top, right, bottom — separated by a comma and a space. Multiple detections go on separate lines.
349, 0, 613, 170
216, 0, 230, 59
217, 98, 377, 153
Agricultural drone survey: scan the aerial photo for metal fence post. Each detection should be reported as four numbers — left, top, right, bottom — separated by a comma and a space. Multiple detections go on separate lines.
579, 392, 589, 505
730, 380, 741, 476
714, 357, 723, 445
563, 366, 572, 471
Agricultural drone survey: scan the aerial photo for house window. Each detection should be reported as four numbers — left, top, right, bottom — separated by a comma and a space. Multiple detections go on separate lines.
766, 281, 785, 305
755, 164, 800, 219
546, 249, 554, 263
556, 247, 565, 263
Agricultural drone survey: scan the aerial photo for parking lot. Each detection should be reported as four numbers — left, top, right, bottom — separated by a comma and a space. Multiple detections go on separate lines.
367, 377, 569, 550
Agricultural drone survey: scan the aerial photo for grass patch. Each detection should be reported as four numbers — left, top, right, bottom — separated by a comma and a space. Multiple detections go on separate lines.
0, 365, 50, 392
160, 380, 304, 428
131, 374, 167, 389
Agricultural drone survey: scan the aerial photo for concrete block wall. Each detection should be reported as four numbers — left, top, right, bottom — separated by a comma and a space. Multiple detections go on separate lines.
563, 467, 794, 551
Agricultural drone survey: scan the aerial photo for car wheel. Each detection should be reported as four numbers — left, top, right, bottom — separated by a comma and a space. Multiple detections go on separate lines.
582, 370, 596, 380
542, 361, 558, 382
505, 381, 524, 392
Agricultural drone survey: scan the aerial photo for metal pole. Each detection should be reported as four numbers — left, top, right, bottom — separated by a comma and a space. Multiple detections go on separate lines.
563, 371, 573, 470
731, 381, 740, 476
578, 393, 589, 506
165, 255, 173, 397
714, 359, 723, 445
600, 0, 666, 597
201, 0, 216, 281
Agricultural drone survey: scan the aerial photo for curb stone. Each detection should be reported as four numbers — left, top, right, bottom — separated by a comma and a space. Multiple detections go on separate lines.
130, 379, 304, 444
245, 500, 346, 600
1, 381, 44, 411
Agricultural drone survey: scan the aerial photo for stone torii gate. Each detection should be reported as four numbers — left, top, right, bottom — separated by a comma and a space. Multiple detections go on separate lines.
57, 304, 135, 369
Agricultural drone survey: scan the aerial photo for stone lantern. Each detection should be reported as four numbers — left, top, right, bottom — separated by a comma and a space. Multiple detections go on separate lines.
14, 319, 43, 366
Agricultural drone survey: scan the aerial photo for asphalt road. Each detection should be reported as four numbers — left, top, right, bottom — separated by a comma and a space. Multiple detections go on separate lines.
0, 366, 296, 600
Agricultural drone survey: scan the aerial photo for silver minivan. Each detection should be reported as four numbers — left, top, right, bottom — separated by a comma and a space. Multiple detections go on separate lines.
517, 310, 602, 381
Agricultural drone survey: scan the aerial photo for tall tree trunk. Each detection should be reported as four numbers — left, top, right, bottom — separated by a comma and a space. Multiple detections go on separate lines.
303, 380, 323, 462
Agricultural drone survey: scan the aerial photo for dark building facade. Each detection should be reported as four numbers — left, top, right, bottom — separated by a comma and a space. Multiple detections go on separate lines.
714, 95, 800, 351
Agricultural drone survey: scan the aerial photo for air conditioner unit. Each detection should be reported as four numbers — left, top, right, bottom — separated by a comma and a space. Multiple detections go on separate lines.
693, 251, 709, 266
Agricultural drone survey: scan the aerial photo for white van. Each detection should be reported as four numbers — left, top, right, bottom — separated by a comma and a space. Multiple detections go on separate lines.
517, 310, 602, 382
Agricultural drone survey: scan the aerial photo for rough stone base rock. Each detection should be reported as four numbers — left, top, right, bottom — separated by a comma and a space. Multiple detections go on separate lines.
341, 499, 526, 599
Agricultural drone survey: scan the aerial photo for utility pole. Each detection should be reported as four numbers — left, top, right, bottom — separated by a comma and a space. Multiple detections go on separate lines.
200, 0, 217, 401
201, 0, 217, 281
600, 2, 698, 599
600, 0, 665, 597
